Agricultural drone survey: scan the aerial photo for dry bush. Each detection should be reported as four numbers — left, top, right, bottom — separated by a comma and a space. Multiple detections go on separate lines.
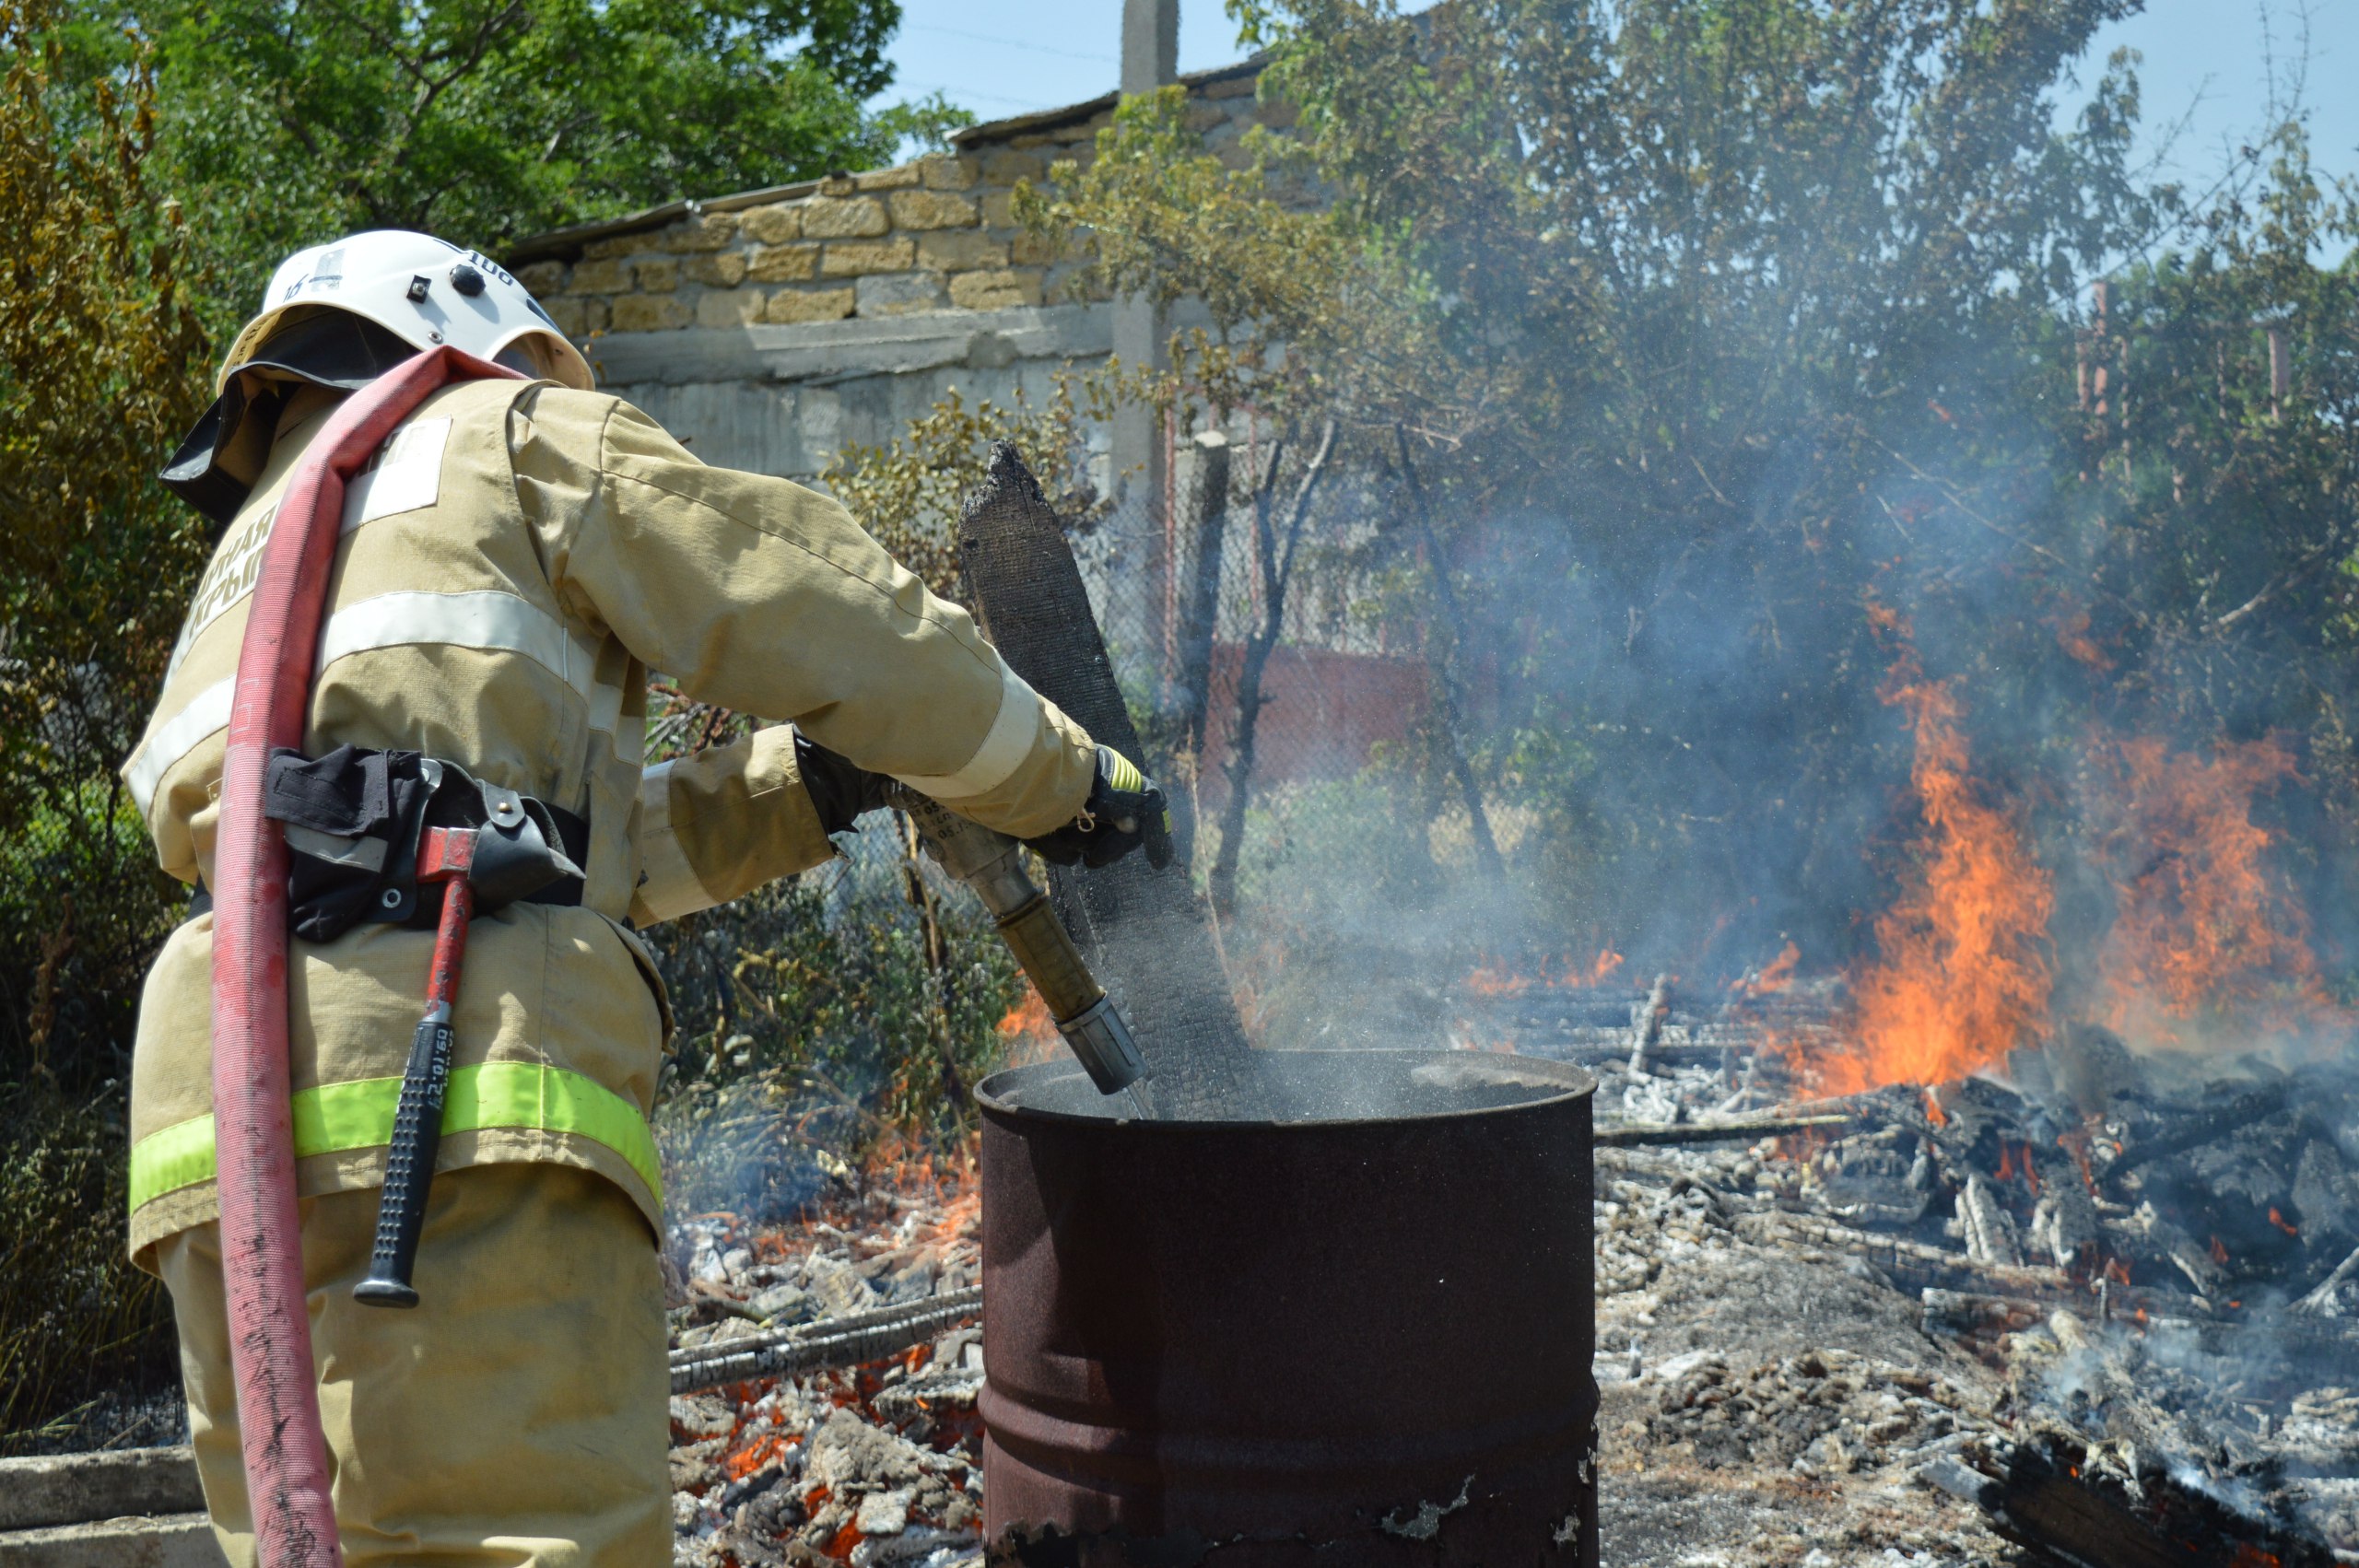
0, 0, 212, 1451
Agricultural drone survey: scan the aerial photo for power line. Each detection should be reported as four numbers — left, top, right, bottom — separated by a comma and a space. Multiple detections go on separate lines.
907, 24, 1116, 65
893, 80, 1071, 111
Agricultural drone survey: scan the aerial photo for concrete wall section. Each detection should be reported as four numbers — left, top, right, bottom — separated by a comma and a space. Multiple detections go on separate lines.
0, 1515, 222, 1568
0, 1448, 220, 1568
0, 1447, 205, 1532
505, 59, 1275, 483
584, 304, 1115, 481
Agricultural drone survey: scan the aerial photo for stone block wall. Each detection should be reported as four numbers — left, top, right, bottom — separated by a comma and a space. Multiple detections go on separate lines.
513, 65, 1279, 346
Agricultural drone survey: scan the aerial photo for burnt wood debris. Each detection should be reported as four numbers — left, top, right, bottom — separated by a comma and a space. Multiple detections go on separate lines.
647, 974, 2359, 1564
650, 453, 2359, 1566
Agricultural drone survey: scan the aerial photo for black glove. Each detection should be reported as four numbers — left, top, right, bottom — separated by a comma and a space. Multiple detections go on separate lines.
793, 731, 895, 837
1027, 746, 1170, 870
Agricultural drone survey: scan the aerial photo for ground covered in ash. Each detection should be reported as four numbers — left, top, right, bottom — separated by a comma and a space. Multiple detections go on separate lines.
1589, 1144, 2028, 1567
661, 1134, 2046, 1568
663, 1008, 2359, 1567
665, 1161, 991, 1568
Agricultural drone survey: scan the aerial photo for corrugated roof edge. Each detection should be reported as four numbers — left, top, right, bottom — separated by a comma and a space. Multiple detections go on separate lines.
505, 54, 1266, 268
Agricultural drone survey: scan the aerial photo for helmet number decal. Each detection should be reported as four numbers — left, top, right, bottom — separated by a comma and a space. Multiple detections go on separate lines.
464, 251, 518, 290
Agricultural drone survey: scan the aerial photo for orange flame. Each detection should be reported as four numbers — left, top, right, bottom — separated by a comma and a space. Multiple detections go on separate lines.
1464, 964, 1522, 997
1816, 607, 2054, 1093
2271, 1207, 2299, 1236
2093, 736, 2342, 1049
2210, 1235, 2230, 1266
2054, 606, 2114, 672
996, 989, 1060, 1067
1731, 942, 1801, 998
2058, 1130, 2099, 1193
726, 1433, 785, 1480
1466, 948, 1625, 996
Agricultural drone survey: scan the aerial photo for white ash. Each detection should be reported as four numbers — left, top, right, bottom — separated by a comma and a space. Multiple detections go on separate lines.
1953, 1176, 2023, 1268
1583, 1138, 2025, 1565
666, 1168, 985, 1568
1646, 1348, 1990, 1474
661, 1005, 2359, 1565
1484, 984, 2359, 1562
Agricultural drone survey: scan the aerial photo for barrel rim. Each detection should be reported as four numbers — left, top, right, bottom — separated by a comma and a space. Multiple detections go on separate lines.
976, 1048, 1596, 1131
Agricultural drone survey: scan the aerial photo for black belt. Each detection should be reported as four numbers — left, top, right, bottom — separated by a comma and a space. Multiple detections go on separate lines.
196, 744, 590, 941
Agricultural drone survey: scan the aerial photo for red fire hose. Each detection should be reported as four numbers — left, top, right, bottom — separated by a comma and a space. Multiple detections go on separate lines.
210, 346, 522, 1566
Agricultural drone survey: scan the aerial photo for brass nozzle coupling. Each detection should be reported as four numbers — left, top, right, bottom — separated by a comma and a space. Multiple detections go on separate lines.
892, 787, 1150, 1097
989, 889, 1146, 1095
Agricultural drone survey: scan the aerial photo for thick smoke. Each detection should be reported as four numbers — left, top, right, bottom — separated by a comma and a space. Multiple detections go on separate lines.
1164, 373, 2356, 1087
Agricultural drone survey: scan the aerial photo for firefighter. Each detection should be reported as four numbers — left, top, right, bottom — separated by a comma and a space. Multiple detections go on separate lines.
124, 228, 1159, 1566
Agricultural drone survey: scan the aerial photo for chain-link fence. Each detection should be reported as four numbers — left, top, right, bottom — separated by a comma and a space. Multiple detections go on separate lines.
0, 767, 185, 1455
1045, 418, 1525, 1054
1072, 423, 1441, 904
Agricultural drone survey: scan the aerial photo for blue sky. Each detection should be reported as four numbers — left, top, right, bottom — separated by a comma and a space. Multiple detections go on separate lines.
877, 0, 2359, 193
880, 0, 1243, 119
2086, 1, 2359, 194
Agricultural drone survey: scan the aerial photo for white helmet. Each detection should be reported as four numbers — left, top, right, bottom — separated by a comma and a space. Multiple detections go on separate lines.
218, 229, 593, 393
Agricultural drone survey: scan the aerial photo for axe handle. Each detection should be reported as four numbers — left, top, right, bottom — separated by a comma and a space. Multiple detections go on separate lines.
354, 850, 475, 1309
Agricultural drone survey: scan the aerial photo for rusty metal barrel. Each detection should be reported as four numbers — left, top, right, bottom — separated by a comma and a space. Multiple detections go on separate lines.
978, 1049, 1598, 1565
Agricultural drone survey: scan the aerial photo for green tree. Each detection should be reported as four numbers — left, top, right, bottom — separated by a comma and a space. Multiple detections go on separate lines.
1024, 0, 2359, 985
821, 380, 1111, 599
0, 0, 206, 1449
0, 0, 212, 1073
78, 0, 963, 312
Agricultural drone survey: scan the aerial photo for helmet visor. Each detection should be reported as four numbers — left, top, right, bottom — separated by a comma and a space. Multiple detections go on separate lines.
229, 307, 421, 391
161, 310, 425, 527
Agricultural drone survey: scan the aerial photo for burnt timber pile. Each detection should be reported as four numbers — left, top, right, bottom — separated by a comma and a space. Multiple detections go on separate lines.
1473, 973, 2359, 1564
650, 977, 2359, 1566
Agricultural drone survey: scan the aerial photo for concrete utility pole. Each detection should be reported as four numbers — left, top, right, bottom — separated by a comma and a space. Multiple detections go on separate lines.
1121, 0, 1179, 92
1113, 0, 1179, 696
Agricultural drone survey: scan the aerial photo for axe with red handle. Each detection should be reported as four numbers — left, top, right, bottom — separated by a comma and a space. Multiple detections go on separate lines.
352, 826, 476, 1308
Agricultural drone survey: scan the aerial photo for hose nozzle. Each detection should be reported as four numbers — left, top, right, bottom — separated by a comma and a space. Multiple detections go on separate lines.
892, 787, 1151, 1100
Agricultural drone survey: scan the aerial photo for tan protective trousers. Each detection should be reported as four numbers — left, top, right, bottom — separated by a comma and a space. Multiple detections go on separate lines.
155, 1164, 671, 1567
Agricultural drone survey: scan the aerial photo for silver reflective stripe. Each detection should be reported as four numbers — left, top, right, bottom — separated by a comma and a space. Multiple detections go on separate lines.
890, 662, 1042, 801
314, 590, 591, 689
609, 711, 646, 770
124, 676, 235, 813
160, 419, 456, 688
589, 674, 643, 768
124, 588, 634, 814
631, 760, 714, 924
316, 590, 635, 765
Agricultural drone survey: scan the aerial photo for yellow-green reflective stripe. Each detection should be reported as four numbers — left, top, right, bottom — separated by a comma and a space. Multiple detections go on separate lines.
127, 1063, 661, 1215
127, 1114, 218, 1216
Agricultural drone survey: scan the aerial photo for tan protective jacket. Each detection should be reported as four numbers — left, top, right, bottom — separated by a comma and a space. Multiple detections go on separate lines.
122, 376, 1097, 1262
